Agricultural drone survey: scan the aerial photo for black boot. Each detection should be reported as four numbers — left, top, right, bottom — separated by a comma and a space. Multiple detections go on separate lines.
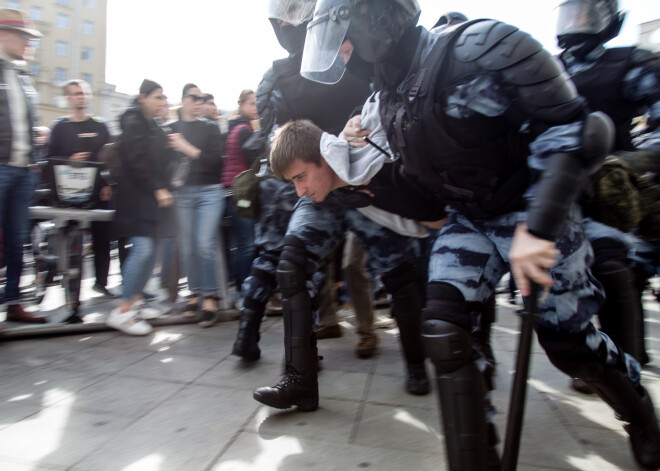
584, 366, 660, 469
383, 269, 430, 396
632, 267, 651, 365
253, 256, 319, 411
253, 340, 319, 412
232, 306, 263, 361
592, 259, 645, 363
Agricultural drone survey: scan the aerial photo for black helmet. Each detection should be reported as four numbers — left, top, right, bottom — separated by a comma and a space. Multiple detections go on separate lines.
268, 0, 316, 55
301, 0, 420, 84
556, 0, 625, 53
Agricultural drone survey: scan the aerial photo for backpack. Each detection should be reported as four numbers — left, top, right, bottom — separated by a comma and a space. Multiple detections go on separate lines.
583, 155, 642, 233
231, 157, 272, 220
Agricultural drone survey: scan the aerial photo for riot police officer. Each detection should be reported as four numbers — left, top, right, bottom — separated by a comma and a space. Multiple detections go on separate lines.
556, 0, 660, 377
231, 0, 373, 361
300, 0, 660, 469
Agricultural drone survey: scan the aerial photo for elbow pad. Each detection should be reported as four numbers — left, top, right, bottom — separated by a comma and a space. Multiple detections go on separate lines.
581, 111, 615, 175
527, 112, 614, 240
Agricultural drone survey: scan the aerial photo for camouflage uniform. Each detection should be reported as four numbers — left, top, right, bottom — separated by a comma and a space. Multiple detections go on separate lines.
240, 178, 300, 311
286, 196, 421, 278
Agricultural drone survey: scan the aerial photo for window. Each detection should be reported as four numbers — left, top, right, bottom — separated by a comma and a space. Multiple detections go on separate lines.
54, 67, 67, 85
5, 1, 19, 10
56, 13, 69, 29
57, 0, 70, 6
28, 62, 40, 77
83, 0, 95, 7
55, 41, 68, 56
81, 47, 93, 61
81, 73, 92, 85
82, 20, 94, 35
30, 6, 42, 21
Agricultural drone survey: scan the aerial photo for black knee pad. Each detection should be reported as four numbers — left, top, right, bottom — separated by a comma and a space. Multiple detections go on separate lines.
278, 236, 310, 299
423, 282, 470, 329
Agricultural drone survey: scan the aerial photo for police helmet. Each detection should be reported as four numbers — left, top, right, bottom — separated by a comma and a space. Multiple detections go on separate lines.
556, 0, 625, 50
268, 0, 316, 55
301, 0, 420, 84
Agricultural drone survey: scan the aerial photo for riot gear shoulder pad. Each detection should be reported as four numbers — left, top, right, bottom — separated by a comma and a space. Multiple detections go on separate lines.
455, 21, 580, 116
454, 20, 518, 63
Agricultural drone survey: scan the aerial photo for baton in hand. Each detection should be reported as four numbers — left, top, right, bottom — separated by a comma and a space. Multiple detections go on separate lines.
501, 282, 542, 471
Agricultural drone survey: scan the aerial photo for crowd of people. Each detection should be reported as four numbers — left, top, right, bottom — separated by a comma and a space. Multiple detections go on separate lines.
1, 0, 660, 469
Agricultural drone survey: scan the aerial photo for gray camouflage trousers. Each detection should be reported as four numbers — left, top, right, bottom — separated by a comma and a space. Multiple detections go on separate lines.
286, 196, 421, 275
428, 208, 642, 402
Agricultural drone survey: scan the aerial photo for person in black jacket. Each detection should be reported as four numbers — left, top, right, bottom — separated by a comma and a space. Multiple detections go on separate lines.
170, 83, 225, 327
108, 79, 171, 336
46, 79, 114, 301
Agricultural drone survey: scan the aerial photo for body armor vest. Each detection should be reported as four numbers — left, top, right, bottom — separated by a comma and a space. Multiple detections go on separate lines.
379, 23, 530, 220
561, 47, 637, 151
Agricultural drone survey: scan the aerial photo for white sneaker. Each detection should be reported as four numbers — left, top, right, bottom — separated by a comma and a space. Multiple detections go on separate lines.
134, 301, 162, 320
137, 305, 162, 320
106, 308, 153, 336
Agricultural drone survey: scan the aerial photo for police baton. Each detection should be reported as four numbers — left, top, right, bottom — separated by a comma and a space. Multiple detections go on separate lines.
501, 281, 543, 471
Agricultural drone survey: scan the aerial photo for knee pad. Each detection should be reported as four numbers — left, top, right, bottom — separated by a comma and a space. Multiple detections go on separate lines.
422, 283, 473, 374
421, 315, 473, 375
423, 282, 470, 327
278, 236, 310, 299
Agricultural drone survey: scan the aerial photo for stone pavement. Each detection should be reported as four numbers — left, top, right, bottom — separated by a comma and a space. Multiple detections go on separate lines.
1, 262, 660, 470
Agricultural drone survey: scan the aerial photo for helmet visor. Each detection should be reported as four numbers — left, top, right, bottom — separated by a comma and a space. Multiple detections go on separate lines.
556, 0, 611, 36
268, 0, 316, 26
301, 0, 351, 84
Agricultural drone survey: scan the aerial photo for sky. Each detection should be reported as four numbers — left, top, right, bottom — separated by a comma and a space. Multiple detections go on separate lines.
106, 0, 660, 112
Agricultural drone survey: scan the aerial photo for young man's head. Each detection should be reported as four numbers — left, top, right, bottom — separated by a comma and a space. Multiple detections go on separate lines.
63, 79, 91, 112
181, 82, 202, 119
270, 119, 341, 202
201, 93, 218, 120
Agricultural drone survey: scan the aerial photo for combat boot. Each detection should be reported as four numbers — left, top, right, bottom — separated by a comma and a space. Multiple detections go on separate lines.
382, 268, 430, 396
253, 359, 319, 412
232, 307, 263, 361
624, 388, 660, 469
584, 365, 660, 469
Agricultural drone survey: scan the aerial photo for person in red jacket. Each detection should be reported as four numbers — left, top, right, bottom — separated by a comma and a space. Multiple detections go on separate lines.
220, 89, 260, 306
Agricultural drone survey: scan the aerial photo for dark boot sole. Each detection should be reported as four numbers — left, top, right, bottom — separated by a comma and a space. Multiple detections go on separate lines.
253, 391, 318, 412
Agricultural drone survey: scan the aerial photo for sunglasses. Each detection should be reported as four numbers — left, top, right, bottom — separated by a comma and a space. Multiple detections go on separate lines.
184, 94, 203, 102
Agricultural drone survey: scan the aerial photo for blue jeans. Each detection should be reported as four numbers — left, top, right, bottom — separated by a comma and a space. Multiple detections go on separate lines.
176, 184, 225, 296
0, 166, 38, 302
224, 197, 255, 289
120, 236, 155, 301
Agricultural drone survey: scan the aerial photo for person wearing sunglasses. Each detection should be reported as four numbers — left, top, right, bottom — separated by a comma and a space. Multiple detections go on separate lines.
169, 83, 225, 327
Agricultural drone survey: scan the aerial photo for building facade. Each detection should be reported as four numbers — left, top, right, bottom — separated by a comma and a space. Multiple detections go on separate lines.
8, 0, 130, 127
